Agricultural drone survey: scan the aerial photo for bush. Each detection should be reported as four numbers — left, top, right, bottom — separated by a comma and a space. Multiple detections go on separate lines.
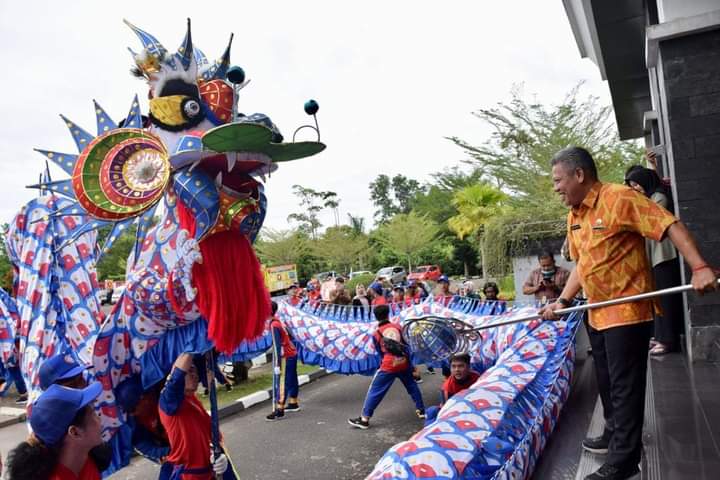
346, 273, 376, 293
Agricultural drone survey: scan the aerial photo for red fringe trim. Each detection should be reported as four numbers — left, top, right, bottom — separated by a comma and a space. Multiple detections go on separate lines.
176, 199, 271, 353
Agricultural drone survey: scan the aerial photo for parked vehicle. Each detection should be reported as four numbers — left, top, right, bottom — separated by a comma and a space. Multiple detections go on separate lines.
314, 271, 340, 281
349, 270, 372, 279
408, 265, 442, 282
375, 266, 407, 284
110, 286, 125, 304
263, 264, 299, 294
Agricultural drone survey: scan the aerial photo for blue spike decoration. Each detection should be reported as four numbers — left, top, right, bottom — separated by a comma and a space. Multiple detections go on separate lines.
54, 218, 110, 253
100, 218, 136, 256
175, 18, 194, 71
59, 115, 95, 153
26, 179, 76, 200
123, 19, 173, 67
93, 100, 118, 135
193, 45, 208, 67
124, 95, 143, 129
201, 33, 233, 81
132, 202, 159, 266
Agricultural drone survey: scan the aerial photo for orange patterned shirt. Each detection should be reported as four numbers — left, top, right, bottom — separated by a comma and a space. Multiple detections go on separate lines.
567, 182, 677, 330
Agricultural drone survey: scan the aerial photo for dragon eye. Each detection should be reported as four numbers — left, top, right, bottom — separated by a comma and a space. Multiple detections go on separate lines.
183, 99, 201, 118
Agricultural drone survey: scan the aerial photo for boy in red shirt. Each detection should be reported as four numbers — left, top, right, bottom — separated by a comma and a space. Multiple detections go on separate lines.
348, 305, 425, 429
424, 352, 480, 425
266, 301, 300, 421
158, 353, 230, 479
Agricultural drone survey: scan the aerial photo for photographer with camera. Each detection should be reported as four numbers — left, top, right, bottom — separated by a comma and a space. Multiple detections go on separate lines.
523, 250, 570, 303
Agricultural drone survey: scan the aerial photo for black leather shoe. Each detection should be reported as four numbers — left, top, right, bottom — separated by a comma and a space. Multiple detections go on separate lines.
585, 463, 639, 480
582, 430, 612, 454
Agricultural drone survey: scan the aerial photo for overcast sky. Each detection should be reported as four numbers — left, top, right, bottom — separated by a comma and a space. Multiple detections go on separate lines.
0, 1, 612, 232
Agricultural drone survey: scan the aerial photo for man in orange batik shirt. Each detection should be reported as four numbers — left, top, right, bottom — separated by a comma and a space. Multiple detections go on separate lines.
541, 147, 717, 480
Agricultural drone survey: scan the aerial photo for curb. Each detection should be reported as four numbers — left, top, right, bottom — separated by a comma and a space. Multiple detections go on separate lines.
217, 368, 331, 420
0, 407, 27, 428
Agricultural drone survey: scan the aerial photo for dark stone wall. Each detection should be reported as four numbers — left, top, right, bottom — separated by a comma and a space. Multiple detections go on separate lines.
660, 28, 720, 361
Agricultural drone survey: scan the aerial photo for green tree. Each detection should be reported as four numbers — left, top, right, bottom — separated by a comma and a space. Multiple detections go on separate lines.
96, 225, 138, 281
369, 174, 425, 224
448, 183, 506, 279
287, 185, 340, 239
448, 84, 642, 273
408, 169, 483, 277
346, 213, 366, 236
375, 212, 439, 271
0, 224, 13, 291
255, 228, 318, 282
314, 225, 369, 273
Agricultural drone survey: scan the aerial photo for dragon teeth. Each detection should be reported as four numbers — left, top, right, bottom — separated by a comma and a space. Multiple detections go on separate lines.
227, 154, 237, 172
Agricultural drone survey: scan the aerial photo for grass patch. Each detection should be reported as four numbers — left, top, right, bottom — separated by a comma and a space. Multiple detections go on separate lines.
200, 363, 320, 409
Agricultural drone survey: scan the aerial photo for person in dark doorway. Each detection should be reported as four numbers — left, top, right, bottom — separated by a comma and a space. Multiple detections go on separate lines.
541, 146, 717, 480
348, 305, 425, 429
522, 250, 570, 303
624, 166, 684, 355
4, 383, 104, 480
266, 301, 300, 421
158, 352, 230, 479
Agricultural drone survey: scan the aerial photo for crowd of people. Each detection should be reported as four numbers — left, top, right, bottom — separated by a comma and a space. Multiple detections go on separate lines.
284, 273, 504, 310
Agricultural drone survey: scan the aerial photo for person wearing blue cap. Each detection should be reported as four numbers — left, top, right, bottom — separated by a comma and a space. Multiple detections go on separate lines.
4, 382, 104, 480
367, 282, 387, 306
434, 275, 453, 307
36, 354, 113, 474
115, 375, 170, 462
39, 353, 89, 390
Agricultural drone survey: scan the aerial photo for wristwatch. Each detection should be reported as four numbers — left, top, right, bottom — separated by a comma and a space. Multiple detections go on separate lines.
557, 297, 571, 308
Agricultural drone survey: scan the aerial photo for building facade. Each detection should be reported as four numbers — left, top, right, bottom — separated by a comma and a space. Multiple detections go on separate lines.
563, 0, 720, 361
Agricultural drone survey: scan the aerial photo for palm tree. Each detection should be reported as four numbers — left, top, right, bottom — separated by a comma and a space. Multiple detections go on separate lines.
347, 213, 365, 236
448, 183, 505, 280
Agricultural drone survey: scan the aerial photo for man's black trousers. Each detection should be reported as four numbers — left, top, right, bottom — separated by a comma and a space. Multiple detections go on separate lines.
586, 320, 653, 468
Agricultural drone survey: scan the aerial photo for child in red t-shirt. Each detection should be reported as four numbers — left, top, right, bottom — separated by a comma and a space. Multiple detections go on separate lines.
424, 352, 481, 425
158, 353, 230, 479
348, 305, 425, 429
266, 301, 300, 421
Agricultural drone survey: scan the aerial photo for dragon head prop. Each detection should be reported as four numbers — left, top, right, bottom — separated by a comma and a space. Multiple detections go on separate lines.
29, 19, 326, 353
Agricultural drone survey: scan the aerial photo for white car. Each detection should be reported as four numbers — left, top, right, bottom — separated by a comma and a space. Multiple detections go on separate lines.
349, 271, 372, 279
375, 266, 407, 284
110, 286, 125, 304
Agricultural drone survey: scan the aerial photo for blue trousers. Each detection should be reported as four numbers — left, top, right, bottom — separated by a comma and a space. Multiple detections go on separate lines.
362, 368, 425, 418
0, 365, 26, 396
275, 356, 299, 405
283, 356, 299, 402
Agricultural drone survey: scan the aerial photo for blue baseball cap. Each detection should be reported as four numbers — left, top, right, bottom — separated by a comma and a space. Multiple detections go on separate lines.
30, 382, 103, 446
369, 282, 383, 295
438, 275, 449, 283
39, 354, 88, 390
115, 375, 143, 413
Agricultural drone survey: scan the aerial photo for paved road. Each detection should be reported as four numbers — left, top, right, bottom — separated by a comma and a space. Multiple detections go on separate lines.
110, 370, 444, 480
